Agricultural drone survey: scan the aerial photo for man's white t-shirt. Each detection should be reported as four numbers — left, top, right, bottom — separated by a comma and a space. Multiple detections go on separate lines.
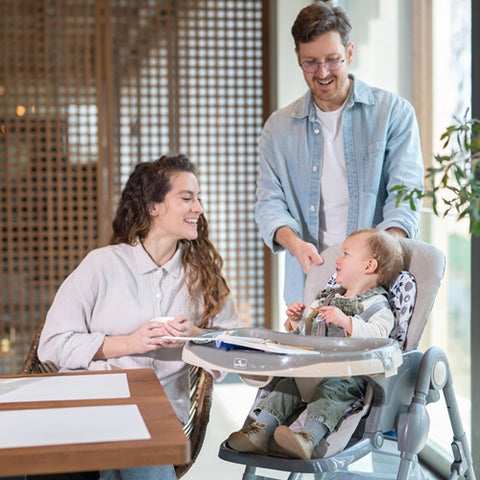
315, 102, 349, 249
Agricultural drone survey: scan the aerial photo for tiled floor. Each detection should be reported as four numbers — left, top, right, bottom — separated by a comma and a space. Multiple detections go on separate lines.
183, 376, 444, 480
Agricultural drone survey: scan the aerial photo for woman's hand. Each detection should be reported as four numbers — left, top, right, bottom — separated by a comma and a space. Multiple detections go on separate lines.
94, 315, 200, 359
127, 320, 171, 354
136, 315, 201, 350
155, 315, 196, 348
94, 321, 169, 359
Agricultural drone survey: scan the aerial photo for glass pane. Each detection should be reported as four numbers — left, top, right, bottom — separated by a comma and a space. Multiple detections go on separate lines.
420, 0, 472, 457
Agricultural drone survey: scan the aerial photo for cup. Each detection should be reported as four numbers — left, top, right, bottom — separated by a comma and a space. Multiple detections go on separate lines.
151, 316, 174, 323
150, 316, 174, 337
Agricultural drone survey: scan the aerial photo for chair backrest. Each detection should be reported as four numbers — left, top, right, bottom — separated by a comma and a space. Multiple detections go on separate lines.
174, 366, 213, 478
303, 238, 446, 351
23, 321, 58, 374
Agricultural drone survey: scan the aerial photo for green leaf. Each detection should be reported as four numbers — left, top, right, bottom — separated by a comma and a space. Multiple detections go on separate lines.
390, 115, 480, 237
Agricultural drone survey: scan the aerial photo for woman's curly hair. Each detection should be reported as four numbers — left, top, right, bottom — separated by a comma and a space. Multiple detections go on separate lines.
110, 154, 231, 328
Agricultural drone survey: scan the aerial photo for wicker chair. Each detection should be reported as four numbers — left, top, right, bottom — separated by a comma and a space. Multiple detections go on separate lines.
22, 323, 214, 479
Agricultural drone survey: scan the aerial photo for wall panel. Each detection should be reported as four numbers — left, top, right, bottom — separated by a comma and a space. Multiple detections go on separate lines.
0, 0, 268, 373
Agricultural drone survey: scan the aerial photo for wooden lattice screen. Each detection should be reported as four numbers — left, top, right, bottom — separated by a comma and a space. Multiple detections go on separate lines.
0, 0, 270, 374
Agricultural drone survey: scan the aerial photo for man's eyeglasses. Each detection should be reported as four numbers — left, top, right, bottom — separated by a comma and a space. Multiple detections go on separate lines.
299, 58, 345, 73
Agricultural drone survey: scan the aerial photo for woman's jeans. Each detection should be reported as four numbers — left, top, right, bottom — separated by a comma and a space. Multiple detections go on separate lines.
99, 465, 177, 480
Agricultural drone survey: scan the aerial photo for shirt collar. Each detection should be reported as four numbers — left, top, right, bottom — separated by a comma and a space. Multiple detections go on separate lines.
348, 74, 375, 107
133, 240, 183, 278
291, 74, 374, 121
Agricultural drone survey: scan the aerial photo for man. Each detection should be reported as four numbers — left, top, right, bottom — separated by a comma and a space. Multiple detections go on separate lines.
255, 2, 424, 305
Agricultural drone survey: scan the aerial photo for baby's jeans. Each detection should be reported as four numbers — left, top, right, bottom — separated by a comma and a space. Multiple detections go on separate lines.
255, 376, 366, 432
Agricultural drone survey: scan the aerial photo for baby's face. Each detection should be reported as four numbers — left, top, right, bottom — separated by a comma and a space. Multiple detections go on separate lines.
335, 234, 372, 288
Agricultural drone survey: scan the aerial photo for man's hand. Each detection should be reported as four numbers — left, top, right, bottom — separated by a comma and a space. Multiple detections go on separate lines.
274, 226, 323, 274
293, 240, 324, 274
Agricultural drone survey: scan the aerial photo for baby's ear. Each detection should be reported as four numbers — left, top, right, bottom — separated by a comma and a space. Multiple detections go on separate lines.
365, 258, 378, 273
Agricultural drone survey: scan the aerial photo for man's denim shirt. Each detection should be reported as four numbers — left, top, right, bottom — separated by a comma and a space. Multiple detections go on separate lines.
255, 75, 424, 305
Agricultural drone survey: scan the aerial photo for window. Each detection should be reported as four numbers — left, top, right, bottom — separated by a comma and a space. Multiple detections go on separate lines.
419, 0, 472, 467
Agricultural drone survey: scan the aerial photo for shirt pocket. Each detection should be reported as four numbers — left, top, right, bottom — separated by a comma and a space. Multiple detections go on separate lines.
360, 141, 387, 194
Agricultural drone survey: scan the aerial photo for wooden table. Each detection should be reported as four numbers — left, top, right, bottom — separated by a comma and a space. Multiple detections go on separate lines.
0, 368, 190, 476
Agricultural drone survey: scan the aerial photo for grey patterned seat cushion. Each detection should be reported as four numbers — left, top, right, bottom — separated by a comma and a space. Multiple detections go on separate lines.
387, 271, 417, 349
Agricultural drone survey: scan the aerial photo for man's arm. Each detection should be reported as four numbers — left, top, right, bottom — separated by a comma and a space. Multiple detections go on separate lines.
380, 98, 424, 238
386, 227, 407, 238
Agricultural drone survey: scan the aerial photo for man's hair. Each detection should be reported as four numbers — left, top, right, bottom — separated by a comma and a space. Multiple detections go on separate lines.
291, 2, 352, 50
349, 229, 405, 286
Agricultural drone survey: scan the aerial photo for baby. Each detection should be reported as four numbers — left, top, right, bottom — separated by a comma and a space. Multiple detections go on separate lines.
228, 228, 404, 459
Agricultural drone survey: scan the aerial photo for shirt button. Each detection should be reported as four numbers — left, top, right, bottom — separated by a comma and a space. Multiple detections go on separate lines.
310, 205, 315, 211
156, 293, 161, 299
314, 128, 320, 134
312, 165, 318, 172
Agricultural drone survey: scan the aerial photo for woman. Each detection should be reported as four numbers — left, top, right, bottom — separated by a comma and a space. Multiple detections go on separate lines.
38, 154, 240, 480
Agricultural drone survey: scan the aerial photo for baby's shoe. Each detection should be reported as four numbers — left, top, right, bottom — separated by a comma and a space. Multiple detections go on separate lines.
227, 422, 269, 455
268, 434, 289, 457
273, 425, 314, 459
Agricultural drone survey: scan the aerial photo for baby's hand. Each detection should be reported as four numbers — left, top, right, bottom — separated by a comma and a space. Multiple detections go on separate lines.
317, 306, 352, 334
284, 301, 306, 331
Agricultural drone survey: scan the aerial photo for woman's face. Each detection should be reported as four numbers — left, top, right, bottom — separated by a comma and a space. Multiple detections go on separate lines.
150, 171, 204, 241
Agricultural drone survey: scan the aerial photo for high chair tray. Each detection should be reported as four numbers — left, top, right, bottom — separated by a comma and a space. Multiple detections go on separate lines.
182, 327, 402, 382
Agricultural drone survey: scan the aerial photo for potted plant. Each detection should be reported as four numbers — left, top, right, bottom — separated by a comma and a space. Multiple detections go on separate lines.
391, 115, 480, 235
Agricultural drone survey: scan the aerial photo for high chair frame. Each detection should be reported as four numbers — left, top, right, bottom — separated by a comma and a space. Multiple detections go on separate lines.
183, 238, 476, 479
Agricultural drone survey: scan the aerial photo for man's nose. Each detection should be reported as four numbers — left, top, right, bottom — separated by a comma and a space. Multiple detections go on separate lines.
316, 62, 331, 75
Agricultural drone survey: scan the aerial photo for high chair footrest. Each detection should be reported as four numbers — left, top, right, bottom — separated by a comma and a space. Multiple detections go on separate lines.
218, 438, 375, 474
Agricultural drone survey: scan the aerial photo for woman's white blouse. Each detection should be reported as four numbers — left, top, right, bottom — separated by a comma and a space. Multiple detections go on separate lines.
38, 241, 240, 424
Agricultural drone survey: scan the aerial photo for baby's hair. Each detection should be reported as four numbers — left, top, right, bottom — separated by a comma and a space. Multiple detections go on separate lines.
348, 229, 404, 286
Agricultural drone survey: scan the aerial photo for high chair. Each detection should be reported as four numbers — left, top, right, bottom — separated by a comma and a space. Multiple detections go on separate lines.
182, 238, 477, 479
